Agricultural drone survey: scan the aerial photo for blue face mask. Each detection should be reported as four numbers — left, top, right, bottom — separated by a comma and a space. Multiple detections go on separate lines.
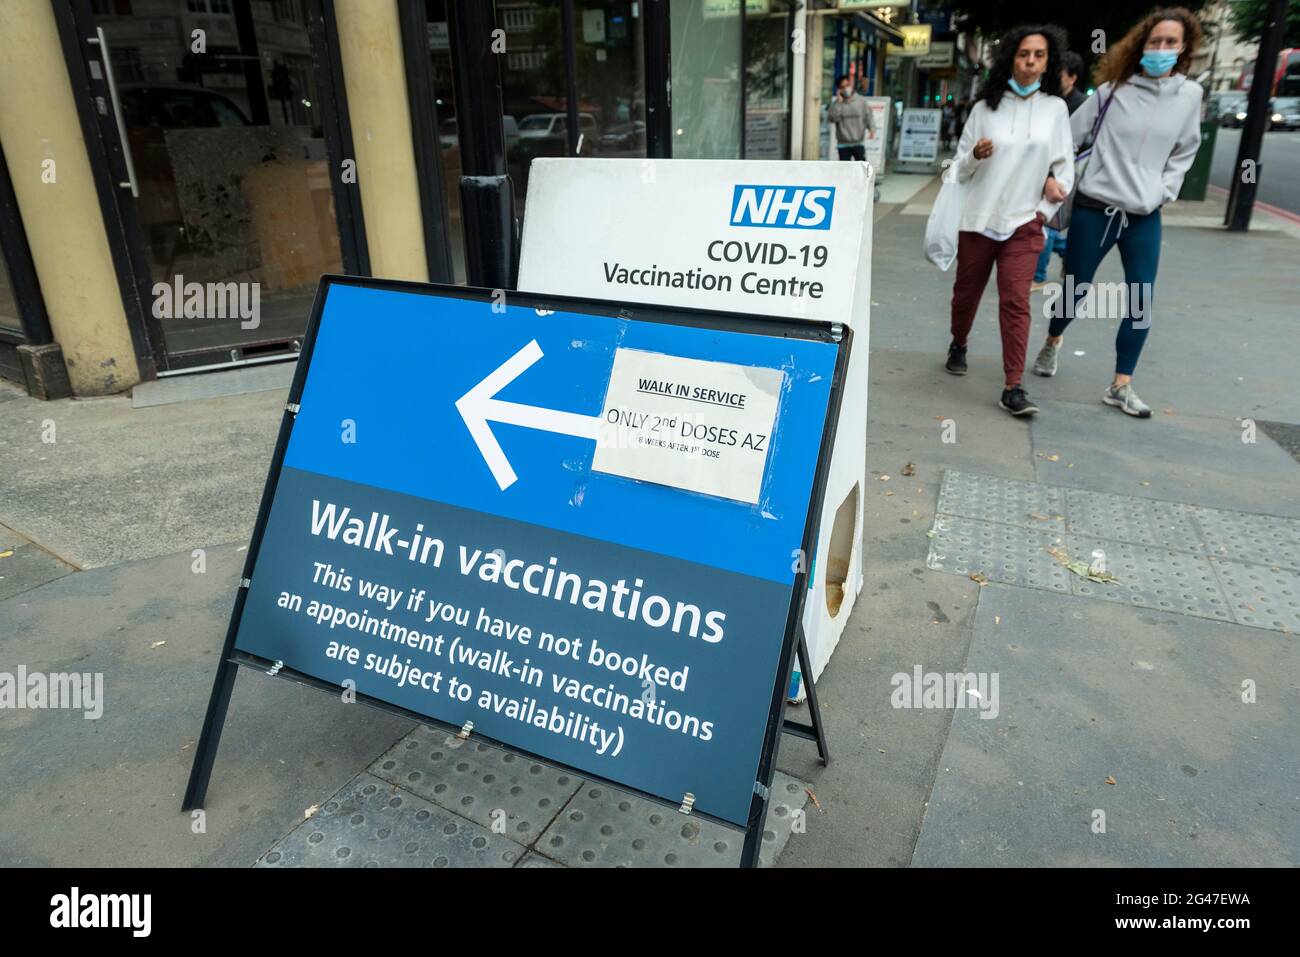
1008, 77, 1041, 97
1140, 49, 1180, 77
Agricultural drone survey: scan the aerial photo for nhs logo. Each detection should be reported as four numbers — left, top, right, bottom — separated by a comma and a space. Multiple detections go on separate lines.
730, 185, 835, 230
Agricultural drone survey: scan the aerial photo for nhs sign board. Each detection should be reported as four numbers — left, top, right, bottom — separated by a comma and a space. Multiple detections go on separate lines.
730, 185, 835, 230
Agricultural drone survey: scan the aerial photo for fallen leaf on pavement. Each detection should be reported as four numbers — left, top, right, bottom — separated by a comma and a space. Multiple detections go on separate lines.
1047, 546, 1118, 584
969, 572, 989, 586
805, 788, 823, 811
1037, 453, 1060, 462
902, 462, 916, 476
994, 616, 1001, 625
304, 804, 320, 819
1105, 776, 1117, 786
878, 474, 891, 481
0, 550, 12, 559
150, 640, 166, 649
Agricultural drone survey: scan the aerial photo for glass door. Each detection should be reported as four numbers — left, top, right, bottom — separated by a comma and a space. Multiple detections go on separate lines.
75, 0, 344, 371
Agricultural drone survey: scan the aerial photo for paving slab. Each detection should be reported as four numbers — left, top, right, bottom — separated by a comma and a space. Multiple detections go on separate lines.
1030, 399, 1300, 518
0, 389, 283, 568
928, 470, 1298, 635
255, 772, 521, 868
912, 585, 1300, 867
0, 544, 413, 866
534, 772, 807, 867
0, 540, 74, 600
370, 724, 584, 844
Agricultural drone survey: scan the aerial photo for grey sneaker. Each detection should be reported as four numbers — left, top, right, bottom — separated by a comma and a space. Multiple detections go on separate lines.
1103, 382, 1152, 418
1032, 340, 1060, 377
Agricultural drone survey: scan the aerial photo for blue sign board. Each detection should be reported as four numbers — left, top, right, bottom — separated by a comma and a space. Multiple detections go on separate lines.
226, 278, 844, 828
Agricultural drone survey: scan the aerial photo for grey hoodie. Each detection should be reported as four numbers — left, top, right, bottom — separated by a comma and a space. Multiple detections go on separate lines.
1072, 73, 1203, 215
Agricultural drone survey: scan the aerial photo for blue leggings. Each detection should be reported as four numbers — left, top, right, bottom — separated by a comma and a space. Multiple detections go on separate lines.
1049, 203, 1161, 376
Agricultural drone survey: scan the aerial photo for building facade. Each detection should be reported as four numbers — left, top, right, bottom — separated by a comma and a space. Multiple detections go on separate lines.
0, 0, 948, 399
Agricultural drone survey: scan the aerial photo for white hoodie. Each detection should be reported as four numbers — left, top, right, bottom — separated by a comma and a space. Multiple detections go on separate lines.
1072, 73, 1203, 215
954, 90, 1074, 236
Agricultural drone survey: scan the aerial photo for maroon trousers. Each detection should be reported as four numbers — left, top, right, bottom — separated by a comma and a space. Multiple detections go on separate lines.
949, 218, 1045, 385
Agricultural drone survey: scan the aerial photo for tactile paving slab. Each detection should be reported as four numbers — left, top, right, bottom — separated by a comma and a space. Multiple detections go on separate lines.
1190, 506, 1300, 572
532, 772, 809, 868
929, 469, 1300, 634
1210, 560, 1300, 634
926, 514, 1071, 592
255, 773, 521, 868
936, 470, 1066, 529
370, 724, 583, 843
1065, 487, 1203, 551
1065, 535, 1233, 622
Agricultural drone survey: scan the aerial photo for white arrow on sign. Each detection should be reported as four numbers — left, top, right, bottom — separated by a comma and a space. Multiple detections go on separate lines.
456, 339, 603, 490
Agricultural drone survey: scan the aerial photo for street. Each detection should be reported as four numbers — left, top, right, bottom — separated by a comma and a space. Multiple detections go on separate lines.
1211, 127, 1300, 216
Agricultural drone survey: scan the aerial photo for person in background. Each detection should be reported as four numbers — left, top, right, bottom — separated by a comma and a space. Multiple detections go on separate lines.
941, 99, 958, 151
1060, 50, 1088, 114
1031, 7, 1203, 418
1033, 50, 1089, 285
945, 25, 1075, 417
828, 74, 875, 161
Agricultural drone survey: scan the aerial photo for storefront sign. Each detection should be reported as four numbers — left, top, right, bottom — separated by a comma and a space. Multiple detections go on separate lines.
899, 108, 941, 162
916, 41, 955, 69
863, 96, 892, 177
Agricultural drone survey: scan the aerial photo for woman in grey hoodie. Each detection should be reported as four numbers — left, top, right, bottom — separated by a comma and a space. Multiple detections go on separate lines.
1031, 7, 1204, 418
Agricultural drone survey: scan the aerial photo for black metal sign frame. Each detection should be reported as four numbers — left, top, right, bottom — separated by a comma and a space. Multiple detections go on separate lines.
183, 274, 850, 868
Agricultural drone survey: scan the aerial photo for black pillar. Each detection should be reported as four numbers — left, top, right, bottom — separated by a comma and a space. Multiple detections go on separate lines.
447, 0, 517, 288
561, 0, 581, 156
1225, 0, 1288, 231
643, 0, 671, 158
233, 0, 271, 126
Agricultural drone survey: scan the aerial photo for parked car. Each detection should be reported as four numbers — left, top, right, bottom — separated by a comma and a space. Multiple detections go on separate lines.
516, 112, 598, 158
1209, 91, 1248, 127
438, 114, 520, 157
598, 120, 646, 154
1269, 97, 1300, 130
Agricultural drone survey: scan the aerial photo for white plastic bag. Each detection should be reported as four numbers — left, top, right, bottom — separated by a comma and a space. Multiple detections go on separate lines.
924, 163, 963, 271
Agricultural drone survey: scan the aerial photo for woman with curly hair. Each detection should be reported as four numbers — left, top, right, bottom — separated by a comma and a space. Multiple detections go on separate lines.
1031, 8, 1204, 418
945, 24, 1074, 418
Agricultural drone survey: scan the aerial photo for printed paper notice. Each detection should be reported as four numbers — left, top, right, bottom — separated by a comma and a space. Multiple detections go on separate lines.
593, 348, 783, 504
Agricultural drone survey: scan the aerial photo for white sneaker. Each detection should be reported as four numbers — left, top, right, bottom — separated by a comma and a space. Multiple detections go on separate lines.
1032, 341, 1060, 377
1103, 382, 1152, 418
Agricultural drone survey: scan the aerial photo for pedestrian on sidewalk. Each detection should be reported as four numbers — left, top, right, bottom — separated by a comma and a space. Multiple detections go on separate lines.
1033, 51, 1090, 286
941, 100, 958, 151
1031, 7, 1203, 419
944, 25, 1074, 417
828, 74, 875, 161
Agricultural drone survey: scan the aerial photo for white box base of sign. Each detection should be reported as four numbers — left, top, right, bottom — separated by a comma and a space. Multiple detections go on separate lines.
518, 158, 873, 701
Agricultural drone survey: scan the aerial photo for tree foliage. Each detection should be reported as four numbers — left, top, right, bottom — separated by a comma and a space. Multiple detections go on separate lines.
1227, 0, 1300, 47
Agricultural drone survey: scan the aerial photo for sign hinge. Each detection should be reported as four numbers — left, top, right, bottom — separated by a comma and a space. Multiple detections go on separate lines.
238, 577, 251, 589
678, 792, 696, 815
285, 402, 301, 416
457, 719, 474, 740
830, 322, 844, 342
265, 659, 284, 676
753, 780, 770, 801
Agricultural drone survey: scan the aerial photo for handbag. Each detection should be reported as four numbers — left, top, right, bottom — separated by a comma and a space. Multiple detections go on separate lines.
1051, 86, 1116, 230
